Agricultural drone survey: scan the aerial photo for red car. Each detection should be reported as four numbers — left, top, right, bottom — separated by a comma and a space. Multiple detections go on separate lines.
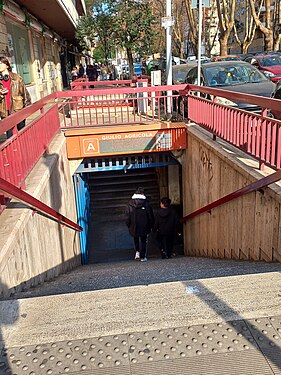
245, 54, 281, 82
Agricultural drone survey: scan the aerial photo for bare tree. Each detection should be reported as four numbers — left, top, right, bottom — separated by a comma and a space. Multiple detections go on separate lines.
173, 0, 187, 57
184, 0, 198, 55
233, 0, 263, 53
204, 0, 219, 56
216, 0, 236, 55
273, 0, 281, 50
248, 0, 275, 51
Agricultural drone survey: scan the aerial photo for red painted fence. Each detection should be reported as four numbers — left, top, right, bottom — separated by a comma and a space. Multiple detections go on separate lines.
186, 84, 281, 170
1, 83, 281, 216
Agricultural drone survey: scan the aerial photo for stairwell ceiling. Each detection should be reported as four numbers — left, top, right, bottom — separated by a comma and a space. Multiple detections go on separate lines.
15, 0, 81, 44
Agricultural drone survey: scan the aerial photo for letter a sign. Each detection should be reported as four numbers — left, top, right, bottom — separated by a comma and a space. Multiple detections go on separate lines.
83, 138, 99, 155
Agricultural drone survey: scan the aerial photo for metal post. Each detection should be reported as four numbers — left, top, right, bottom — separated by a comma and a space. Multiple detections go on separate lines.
166, 0, 172, 116
197, 0, 203, 91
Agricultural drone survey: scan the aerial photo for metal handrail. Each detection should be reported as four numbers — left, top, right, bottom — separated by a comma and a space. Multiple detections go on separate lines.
181, 169, 281, 223
0, 177, 82, 231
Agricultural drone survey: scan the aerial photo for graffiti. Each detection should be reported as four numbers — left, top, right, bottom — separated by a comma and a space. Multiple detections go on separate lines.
200, 145, 213, 181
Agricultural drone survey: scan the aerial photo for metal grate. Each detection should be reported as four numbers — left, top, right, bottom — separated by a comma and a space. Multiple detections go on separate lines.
76, 152, 178, 173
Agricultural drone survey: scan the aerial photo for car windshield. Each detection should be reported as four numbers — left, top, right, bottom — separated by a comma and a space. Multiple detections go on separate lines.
173, 66, 190, 83
259, 56, 281, 67
205, 64, 268, 87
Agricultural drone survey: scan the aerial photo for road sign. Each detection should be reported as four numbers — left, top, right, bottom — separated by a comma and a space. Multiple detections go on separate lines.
191, 0, 210, 8
161, 16, 175, 28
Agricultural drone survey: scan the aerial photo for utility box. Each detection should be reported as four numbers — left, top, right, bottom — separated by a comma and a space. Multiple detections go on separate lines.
151, 70, 161, 86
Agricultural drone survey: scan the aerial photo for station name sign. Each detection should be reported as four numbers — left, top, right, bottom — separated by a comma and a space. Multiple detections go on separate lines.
65, 123, 186, 159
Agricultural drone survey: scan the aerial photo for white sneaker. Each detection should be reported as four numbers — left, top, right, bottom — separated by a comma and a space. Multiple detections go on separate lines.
140, 257, 147, 262
135, 251, 140, 260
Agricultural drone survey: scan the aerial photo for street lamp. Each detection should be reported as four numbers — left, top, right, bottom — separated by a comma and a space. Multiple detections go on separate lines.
162, 0, 174, 116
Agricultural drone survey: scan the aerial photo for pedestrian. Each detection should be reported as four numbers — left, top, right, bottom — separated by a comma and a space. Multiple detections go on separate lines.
125, 187, 154, 262
154, 197, 181, 259
86, 64, 98, 88
71, 66, 78, 81
0, 56, 31, 139
78, 63, 85, 79
112, 64, 118, 80
100, 64, 108, 80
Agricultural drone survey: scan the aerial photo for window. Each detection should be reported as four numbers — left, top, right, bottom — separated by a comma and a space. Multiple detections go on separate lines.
6, 21, 33, 84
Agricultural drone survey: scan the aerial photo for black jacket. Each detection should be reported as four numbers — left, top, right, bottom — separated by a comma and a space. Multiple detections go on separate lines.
125, 197, 154, 237
154, 207, 179, 236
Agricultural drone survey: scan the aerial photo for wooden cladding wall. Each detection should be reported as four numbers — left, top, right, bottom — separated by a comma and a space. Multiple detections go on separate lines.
183, 125, 281, 262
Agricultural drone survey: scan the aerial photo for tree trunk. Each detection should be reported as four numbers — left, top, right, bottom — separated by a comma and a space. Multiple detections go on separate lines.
220, 36, 228, 56
127, 48, 134, 79
264, 30, 274, 51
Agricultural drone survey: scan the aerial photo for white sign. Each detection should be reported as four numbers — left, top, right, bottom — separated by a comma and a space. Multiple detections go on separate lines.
151, 70, 161, 86
161, 16, 175, 28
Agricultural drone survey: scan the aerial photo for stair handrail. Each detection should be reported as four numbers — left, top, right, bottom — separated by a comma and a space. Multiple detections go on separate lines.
0, 177, 82, 232
181, 169, 281, 223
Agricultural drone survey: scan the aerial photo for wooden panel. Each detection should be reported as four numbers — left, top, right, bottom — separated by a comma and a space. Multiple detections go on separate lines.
184, 126, 281, 263
254, 190, 279, 262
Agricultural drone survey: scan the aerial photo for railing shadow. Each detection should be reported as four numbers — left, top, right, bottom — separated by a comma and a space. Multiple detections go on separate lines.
182, 279, 281, 372
0, 278, 19, 373
43, 152, 64, 262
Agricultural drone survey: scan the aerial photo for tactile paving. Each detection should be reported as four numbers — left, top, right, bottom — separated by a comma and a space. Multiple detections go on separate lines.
3, 317, 281, 375
246, 317, 281, 349
6, 334, 130, 375
246, 317, 281, 374
127, 320, 257, 364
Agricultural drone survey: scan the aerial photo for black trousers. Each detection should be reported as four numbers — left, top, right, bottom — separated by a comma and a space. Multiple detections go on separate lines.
133, 235, 147, 259
158, 234, 174, 258
6, 120, 25, 138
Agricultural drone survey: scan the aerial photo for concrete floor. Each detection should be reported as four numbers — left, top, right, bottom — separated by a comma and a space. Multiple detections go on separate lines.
1, 256, 281, 374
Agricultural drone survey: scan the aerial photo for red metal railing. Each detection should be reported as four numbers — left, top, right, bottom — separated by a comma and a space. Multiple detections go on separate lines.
57, 85, 186, 128
70, 77, 149, 90
0, 176, 82, 231
0, 94, 59, 189
1, 83, 281, 217
0, 93, 59, 213
185, 85, 281, 170
181, 169, 281, 223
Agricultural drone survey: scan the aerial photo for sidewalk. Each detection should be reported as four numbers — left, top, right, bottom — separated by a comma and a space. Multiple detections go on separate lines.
1, 256, 281, 374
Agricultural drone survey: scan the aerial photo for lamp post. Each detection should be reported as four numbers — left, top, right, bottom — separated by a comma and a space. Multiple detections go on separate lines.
162, 0, 174, 117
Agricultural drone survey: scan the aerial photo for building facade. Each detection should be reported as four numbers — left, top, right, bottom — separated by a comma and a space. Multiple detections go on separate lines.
0, 0, 86, 103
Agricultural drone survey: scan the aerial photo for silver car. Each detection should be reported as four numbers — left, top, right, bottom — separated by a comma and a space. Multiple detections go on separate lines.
185, 61, 276, 111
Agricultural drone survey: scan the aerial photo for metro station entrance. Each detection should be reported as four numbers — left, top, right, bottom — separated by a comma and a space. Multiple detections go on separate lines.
74, 153, 184, 264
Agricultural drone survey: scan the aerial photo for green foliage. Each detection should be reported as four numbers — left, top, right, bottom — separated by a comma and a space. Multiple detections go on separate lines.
76, 15, 97, 50
110, 0, 158, 57
76, 0, 158, 63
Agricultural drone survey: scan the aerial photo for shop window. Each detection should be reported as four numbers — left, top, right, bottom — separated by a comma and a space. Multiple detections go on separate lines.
6, 21, 33, 84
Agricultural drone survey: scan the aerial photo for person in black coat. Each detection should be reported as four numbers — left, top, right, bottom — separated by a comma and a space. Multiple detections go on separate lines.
154, 197, 180, 259
125, 187, 154, 261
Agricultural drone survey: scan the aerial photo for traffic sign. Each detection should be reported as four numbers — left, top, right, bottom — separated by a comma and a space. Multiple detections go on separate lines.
161, 16, 175, 28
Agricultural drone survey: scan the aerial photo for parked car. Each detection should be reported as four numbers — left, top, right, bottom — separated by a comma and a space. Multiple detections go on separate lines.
236, 53, 255, 61
271, 80, 281, 120
245, 54, 281, 82
183, 61, 276, 112
172, 63, 196, 84
212, 55, 241, 62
